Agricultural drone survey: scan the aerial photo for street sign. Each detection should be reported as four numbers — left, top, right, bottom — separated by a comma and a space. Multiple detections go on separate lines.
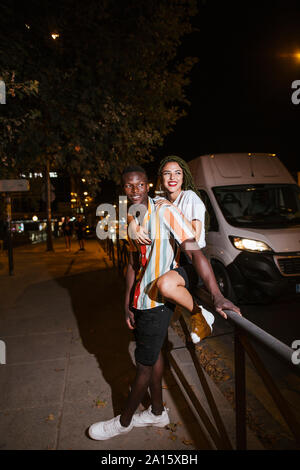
0, 179, 29, 192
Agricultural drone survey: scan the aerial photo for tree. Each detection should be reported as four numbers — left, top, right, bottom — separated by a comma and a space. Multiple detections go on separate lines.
0, 0, 198, 248
1, 0, 198, 187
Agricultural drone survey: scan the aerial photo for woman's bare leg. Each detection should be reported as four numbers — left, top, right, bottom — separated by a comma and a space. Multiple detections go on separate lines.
156, 270, 200, 315
157, 271, 211, 341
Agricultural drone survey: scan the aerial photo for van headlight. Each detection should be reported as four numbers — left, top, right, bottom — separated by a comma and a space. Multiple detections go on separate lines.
229, 236, 273, 253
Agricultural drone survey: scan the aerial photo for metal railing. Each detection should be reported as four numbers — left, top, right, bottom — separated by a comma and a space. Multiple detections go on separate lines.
191, 288, 300, 449
102, 235, 300, 449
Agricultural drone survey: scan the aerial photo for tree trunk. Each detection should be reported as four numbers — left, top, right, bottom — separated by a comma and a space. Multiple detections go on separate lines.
45, 159, 54, 251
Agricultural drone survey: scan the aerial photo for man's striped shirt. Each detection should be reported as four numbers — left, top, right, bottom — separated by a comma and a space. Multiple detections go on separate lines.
128, 197, 195, 310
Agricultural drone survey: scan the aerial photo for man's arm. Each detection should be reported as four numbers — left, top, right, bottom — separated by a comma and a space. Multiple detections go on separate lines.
124, 251, 137, 329
181, 238, 241, 319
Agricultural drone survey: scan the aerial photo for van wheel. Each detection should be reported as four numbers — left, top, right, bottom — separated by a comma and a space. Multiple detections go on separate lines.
212, 261, 237, 303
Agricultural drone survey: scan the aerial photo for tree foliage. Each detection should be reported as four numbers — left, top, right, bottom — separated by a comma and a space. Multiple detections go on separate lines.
0, 0, 198, 190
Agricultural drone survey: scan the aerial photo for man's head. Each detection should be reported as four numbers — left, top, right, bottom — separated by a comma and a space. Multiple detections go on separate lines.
122, 165, 149, 206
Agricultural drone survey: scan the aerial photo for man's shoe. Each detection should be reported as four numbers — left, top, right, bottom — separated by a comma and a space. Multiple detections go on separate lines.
88, 415, 133, 440
133, 406, 170, 428
190, 307, 215, 344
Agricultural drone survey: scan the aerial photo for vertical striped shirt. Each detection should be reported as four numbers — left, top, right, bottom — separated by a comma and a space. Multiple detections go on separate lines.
128, 197, 195, 310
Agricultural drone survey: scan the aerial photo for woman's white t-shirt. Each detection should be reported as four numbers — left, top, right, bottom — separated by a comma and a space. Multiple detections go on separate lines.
154, 190, 206, 249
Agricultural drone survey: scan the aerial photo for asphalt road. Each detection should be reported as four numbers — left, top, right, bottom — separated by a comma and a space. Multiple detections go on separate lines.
241, 295, 300, 350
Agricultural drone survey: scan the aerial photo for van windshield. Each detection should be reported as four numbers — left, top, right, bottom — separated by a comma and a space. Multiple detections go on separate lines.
212, 184, 300, 228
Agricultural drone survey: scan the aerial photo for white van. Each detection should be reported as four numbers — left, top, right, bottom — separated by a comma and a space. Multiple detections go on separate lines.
188, 153, 300, 303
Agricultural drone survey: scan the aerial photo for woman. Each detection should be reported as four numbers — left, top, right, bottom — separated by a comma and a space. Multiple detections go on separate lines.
134, 155, 215, 343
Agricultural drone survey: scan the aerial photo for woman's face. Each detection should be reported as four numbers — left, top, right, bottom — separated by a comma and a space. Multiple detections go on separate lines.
161, 161, 184, 198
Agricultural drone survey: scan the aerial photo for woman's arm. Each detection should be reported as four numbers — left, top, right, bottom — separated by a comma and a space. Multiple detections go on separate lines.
191, 219, 202, 242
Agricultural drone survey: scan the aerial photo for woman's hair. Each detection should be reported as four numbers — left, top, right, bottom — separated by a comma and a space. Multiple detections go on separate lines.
158, 155, 200, 197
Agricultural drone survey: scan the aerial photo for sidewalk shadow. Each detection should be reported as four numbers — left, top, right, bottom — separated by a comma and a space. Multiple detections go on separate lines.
56, 267, 139, 416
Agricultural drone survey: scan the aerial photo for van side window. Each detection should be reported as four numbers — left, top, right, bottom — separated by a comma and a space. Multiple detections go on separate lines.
199, 190, 219, 232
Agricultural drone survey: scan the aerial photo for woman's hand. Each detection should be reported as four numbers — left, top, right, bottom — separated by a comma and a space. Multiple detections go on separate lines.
155, 199, 173, 209
213, 293, 242, 320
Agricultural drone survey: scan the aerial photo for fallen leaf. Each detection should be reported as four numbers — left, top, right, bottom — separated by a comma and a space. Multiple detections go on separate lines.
166, 423, 177, 432
168, 433, 177, 441
182, 438, 194, 446
46, 414, 55, 421
95, 399, 107, 408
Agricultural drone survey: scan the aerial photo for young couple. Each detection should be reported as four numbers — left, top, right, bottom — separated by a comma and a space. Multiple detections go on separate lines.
88, 156, 241, 441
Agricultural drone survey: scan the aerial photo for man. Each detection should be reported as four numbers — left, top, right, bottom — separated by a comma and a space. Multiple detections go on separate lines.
88, 165, 241, 440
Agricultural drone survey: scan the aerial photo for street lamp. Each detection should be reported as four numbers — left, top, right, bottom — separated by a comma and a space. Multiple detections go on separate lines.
51, 33, 60, 40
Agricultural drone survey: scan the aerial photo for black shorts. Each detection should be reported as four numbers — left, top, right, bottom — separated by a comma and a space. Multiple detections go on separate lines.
132, 304, 174, 366
172, 264, 202, 290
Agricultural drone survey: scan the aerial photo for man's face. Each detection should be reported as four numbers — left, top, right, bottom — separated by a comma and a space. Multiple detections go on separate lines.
123, 171, 149, 206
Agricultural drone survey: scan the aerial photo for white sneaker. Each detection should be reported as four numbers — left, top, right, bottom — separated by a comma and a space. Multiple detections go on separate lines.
133, 406, 170, 428
88, 415, 133, 440
190, 307, 215, 344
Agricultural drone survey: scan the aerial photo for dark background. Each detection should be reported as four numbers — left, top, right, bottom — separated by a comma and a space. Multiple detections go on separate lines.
143, 0, 300, 185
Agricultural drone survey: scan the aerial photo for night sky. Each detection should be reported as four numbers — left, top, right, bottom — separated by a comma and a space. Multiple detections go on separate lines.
144, 0, 300, 184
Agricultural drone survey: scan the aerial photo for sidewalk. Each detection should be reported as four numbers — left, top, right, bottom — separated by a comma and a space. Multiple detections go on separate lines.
0, 238, 262, 450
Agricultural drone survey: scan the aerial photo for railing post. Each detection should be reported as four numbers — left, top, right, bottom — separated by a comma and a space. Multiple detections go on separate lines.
234, 327, 247, 450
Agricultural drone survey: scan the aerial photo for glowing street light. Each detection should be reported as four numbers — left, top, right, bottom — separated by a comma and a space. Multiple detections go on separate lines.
51, 33, 60, 40
279, 51, 300, 63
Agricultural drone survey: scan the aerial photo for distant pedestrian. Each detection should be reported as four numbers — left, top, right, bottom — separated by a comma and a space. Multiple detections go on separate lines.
54, 220, 60, 238
61, 216, 73, 251
74, 215, 86, 251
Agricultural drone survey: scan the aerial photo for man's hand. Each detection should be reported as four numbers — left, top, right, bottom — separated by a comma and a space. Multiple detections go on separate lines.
125, 307, 136, 330
213, 293, 242, 320
135, 225, 151, 245
128, 219, 151, 245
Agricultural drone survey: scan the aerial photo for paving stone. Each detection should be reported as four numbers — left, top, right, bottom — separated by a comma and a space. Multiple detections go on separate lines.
2, 332, 72, 364
0, 405, 60, 450
0, 359, 67, 411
